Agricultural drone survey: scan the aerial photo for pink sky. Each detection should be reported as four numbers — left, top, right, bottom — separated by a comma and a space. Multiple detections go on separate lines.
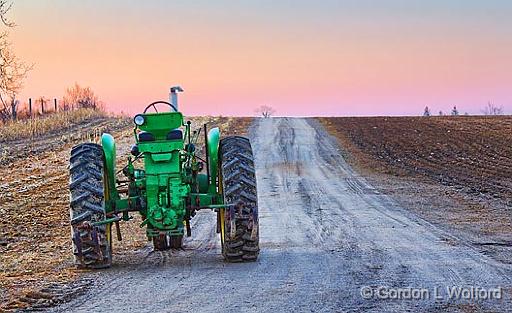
7, 1, 512, 116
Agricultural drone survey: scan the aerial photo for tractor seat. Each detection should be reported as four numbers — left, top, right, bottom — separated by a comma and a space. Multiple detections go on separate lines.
167, 129, 183, 140
138, 130, 182, 142
138, 131, 155, 142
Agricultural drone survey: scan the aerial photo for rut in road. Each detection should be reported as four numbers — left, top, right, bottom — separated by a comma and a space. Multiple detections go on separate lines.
50, 117, 511, 313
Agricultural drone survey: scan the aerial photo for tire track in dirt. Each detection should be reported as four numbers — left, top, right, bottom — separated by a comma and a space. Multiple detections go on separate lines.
0, 115, 254, 311
48, 117, 511, 312
0, 117, 132, 311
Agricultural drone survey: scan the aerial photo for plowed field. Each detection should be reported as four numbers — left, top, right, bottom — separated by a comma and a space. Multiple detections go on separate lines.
320, 116, 512, 204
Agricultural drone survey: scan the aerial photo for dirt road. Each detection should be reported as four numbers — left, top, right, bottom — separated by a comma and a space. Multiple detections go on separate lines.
49, 118, 511, 312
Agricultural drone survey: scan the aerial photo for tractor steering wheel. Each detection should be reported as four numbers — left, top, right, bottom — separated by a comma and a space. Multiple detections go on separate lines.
143, 101, 178, 113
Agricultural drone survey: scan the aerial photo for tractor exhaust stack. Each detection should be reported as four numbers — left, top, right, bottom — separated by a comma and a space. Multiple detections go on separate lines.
169, 86, 184, 111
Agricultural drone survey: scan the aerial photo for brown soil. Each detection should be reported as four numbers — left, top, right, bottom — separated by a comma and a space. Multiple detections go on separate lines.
318, 116, 512, 263
0, 115, 252, 311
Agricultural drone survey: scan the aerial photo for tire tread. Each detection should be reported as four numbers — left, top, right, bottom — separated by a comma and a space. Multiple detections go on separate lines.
220, 136, 259, 262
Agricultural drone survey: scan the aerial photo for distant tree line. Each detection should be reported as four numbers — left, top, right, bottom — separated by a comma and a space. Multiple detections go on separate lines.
423, 102, 504, 117
1, 82, 103, 122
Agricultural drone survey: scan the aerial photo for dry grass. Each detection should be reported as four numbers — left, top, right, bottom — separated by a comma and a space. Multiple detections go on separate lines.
0, 115, 253, 311
0, 118, 132, 311
0, 109, 106, 142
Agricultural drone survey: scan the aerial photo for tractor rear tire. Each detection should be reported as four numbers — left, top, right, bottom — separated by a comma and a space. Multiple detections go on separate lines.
69, 143, 112, 268
220, 136, 259, 262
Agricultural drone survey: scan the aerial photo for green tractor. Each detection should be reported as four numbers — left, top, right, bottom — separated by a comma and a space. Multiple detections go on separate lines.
68, 91, 259, 268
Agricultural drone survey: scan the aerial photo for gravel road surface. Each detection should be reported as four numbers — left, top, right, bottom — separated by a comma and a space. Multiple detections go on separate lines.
49, 118, 511, 313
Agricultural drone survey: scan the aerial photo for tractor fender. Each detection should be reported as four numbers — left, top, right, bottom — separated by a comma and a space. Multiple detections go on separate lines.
207, 127, 220, 193
101, 133, 119, 200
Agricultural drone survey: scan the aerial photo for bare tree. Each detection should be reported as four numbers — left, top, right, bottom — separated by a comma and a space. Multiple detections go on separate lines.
0, 36, 32, 120
482, 101, 503, 115
423, 106, 431, 117
62, 83, 102, 110
256, 105, 275, 118
0, 0, 14, 27
0, 1, 32, 121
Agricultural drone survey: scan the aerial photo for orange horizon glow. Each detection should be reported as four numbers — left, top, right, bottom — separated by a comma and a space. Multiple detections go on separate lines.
7, 1, 512, 116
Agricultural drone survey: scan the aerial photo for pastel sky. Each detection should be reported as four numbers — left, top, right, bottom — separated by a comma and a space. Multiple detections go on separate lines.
7, 0, 512, 116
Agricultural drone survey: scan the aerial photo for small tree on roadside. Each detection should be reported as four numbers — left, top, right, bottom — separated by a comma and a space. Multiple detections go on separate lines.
451, 105, 459, 116
439, 110, 444, 116
423, 106, 431, 117
482, 101, 503, 115
256, 105, 275, 118
62, 83, 102, 110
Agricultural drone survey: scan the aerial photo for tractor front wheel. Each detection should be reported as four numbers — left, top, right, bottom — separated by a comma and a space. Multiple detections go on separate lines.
153, 234, 183, 250
69, 143, 112, 268
219, 136, 259, 262
170, 235, 183, 249
152, 234, 169, 251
